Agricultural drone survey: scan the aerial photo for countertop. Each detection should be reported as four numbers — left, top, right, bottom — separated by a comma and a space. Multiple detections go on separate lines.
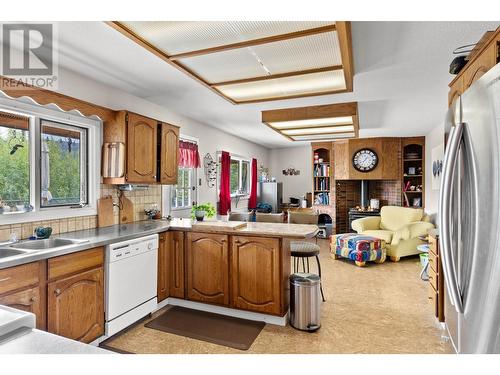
0, 327, 110, 354
0, 218, 318, 269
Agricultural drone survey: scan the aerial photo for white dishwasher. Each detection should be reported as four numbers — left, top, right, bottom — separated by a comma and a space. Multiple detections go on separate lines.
105, 234, 158, 337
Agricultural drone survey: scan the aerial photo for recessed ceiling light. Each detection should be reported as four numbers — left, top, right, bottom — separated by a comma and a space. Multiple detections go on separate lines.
291, 133, 356, 141
282, 125, 354, 135
269, 116, 353, 129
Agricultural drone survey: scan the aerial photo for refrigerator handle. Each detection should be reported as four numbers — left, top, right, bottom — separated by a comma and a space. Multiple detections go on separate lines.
439, 121, 464, 314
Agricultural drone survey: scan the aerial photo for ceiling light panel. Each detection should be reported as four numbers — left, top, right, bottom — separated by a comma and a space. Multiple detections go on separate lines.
179, 31, 341, 83
281, 125, 355, 135
291, 133, 356, 141
215, 70, 346, 102
121, 21, 335, 56
268, 116, 353, 129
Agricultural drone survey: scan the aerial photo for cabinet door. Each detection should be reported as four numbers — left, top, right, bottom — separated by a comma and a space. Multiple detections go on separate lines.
169, 231, 185, 299
160, 123, 179, 184
463, 43, 497, 90
127, 112, 158, 183
157, 232, 169, 302
186, 232, 229, 306
231, 236, 282, 315
48, 267, 104, 343
0, 286, 45, 329
448, 75, 463, 107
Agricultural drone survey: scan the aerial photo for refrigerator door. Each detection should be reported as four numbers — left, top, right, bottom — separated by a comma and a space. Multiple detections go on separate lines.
453, 63, 500, 353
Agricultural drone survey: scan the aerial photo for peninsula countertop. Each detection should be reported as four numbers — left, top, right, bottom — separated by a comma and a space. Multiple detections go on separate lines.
0, 218, 318, 269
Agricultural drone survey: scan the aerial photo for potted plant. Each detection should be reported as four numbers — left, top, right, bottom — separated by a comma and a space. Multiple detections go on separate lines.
192, 203, 216, 221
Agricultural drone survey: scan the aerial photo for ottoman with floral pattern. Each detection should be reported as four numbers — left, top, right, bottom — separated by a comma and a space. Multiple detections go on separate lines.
330, 233, 386, 267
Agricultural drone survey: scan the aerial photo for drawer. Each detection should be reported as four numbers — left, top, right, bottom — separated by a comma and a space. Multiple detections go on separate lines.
428, 266, 438, 290
428, 250, 438, 273
48, 247, 104, 281
428, 285, 438, 315
0, 262, 40, 295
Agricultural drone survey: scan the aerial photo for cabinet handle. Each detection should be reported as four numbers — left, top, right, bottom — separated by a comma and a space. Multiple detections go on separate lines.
54, 289, 61, 296
234, 240, 240, 244
30, 297, 36, 302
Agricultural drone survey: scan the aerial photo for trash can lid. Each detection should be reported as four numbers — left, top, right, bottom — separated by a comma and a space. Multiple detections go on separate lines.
290, 272, 320, 285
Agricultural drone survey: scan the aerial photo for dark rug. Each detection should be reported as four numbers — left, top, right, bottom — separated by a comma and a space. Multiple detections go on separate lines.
144, 306, 265, 350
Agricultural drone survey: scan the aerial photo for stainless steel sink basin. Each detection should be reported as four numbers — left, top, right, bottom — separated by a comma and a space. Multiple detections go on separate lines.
9, 238, 89, 251
0, 248, 28, 259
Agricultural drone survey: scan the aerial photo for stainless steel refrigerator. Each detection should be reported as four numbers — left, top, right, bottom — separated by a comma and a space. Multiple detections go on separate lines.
257, 182, 283, 213
439, 62, 500, 353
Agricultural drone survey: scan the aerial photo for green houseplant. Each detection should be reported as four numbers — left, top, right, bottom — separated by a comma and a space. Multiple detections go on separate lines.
192, 202, 216, 221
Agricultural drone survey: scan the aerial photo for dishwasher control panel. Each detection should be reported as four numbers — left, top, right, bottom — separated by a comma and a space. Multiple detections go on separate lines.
107, 234, 158, 263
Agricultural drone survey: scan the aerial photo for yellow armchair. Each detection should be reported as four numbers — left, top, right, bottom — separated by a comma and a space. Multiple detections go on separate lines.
351, 206, 435, 261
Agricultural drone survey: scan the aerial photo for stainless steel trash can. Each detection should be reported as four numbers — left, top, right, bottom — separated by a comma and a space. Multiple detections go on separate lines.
289, 273, 321, 331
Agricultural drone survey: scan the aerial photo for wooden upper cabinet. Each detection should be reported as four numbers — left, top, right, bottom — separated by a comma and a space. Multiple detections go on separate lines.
160, 123, 179, 184
186, 232, 229, 306
448, 75, 463, 107
231, 236, 282, 315
463, 42, 497, 91
333, 140, 349, 180
169, 231, 185, 299
157, 232, 169, 302
48, 267, 104, 343
126, 112, 158, 183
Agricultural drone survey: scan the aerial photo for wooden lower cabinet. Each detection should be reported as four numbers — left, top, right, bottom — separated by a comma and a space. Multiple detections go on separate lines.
186, 232, 229, 306
157, 232, 169, 302
48, 267, 104, 343
230, 236, 282, 315
169, 231, 185, 298
428, 233, 445, 322
0, 286, 44, 329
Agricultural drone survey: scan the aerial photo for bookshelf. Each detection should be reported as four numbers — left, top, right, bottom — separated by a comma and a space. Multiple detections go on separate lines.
312, 142, 333, 206
401, 137, 425, 208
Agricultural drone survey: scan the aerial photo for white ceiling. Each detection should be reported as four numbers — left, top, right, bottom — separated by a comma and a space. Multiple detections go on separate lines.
18, 21, 500, 148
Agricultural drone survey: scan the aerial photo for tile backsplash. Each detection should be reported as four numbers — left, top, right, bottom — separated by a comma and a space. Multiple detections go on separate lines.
0, 184, 162, 241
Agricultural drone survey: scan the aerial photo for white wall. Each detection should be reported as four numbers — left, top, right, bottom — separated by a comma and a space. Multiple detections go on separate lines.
425, 122, 445, 223
54, 67, 269, 212
268, 146, 312, 202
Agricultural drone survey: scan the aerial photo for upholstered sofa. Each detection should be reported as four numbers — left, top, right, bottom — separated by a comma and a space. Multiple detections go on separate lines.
351, 206, 434, 262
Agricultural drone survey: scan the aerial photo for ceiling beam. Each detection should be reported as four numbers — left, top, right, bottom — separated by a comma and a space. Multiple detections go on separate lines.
169, 24, 337, 61
262, 102, 358, 123
210, 65, 343, 87
336, 21, 354, 92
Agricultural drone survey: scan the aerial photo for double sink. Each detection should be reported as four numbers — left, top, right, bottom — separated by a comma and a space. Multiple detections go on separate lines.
0, 238, 90, 260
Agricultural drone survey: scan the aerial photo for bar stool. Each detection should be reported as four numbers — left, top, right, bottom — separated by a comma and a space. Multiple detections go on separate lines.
288, 211, 326, 302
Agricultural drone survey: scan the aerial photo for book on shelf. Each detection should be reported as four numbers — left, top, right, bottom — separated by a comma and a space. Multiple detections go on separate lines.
314, 192, 330, 205
313, 164, 330, 177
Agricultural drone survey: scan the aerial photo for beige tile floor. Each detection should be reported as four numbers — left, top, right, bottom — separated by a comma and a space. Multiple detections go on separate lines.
102, 239, 453, 354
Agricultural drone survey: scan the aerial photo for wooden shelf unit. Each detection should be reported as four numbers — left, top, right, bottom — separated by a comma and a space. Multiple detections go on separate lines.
401, 137, 425, 208
312, 142, 333, 206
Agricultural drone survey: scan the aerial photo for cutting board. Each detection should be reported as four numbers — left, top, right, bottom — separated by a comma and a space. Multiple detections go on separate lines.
192, 220, 247, 232
97, 196, 114, 228
119, 195, 134, 224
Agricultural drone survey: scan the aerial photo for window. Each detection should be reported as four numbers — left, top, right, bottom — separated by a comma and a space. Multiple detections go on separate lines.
171, 168, 193, 209
218, 154, 250, 196
0, 101, 99, 223
40, 120, 87, 207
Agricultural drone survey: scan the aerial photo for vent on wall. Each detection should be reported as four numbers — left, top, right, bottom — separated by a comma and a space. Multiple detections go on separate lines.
106, 21, 354, 104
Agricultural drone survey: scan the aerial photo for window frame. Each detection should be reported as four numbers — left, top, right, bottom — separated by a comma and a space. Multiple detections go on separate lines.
0, 96, 101, 225
171, 167, 193, 210
217, 152, 251, 198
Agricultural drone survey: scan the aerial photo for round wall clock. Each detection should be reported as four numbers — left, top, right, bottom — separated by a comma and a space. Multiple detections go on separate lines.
352, 148, 378, 172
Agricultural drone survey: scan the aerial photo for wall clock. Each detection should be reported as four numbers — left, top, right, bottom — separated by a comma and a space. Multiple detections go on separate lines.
352, 148, 378, 172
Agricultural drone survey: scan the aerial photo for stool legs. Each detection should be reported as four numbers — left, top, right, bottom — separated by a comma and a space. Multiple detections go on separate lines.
315, 255, 326, 302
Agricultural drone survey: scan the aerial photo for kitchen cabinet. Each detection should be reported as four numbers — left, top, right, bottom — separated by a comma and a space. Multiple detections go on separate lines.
428, 233, 445, 322
157, 232, 169, 302
159, 123, 179, 184
230, 236, 282, 315
127, 112, 158, 183
102, 111, 180, 185
186, 232, 229, 306
0, 261, 46, 329
47, 247, 104, 343
169, 231, 185, 299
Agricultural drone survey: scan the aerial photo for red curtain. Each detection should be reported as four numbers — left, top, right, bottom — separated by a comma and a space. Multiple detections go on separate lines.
248, 158, 257, 209
179, 141, 200, 168
218, 151, 231, 215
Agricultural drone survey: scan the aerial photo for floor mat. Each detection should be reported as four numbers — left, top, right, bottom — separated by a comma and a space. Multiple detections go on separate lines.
144, 306, 265, 350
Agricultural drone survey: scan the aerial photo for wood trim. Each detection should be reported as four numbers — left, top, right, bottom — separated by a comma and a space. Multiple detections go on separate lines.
336, 21, 354, 92
262, 122, 294, 141
105, 21, 236, 105
262, 102, 358, 123
211, 65, 343, 86
0, 76, 115, 122
169, 24, 337, 60
48, 247, 104, 281
0, 111, 30, 130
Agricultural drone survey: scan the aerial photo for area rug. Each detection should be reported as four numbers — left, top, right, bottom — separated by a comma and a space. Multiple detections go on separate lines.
144, 306, 265, 350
